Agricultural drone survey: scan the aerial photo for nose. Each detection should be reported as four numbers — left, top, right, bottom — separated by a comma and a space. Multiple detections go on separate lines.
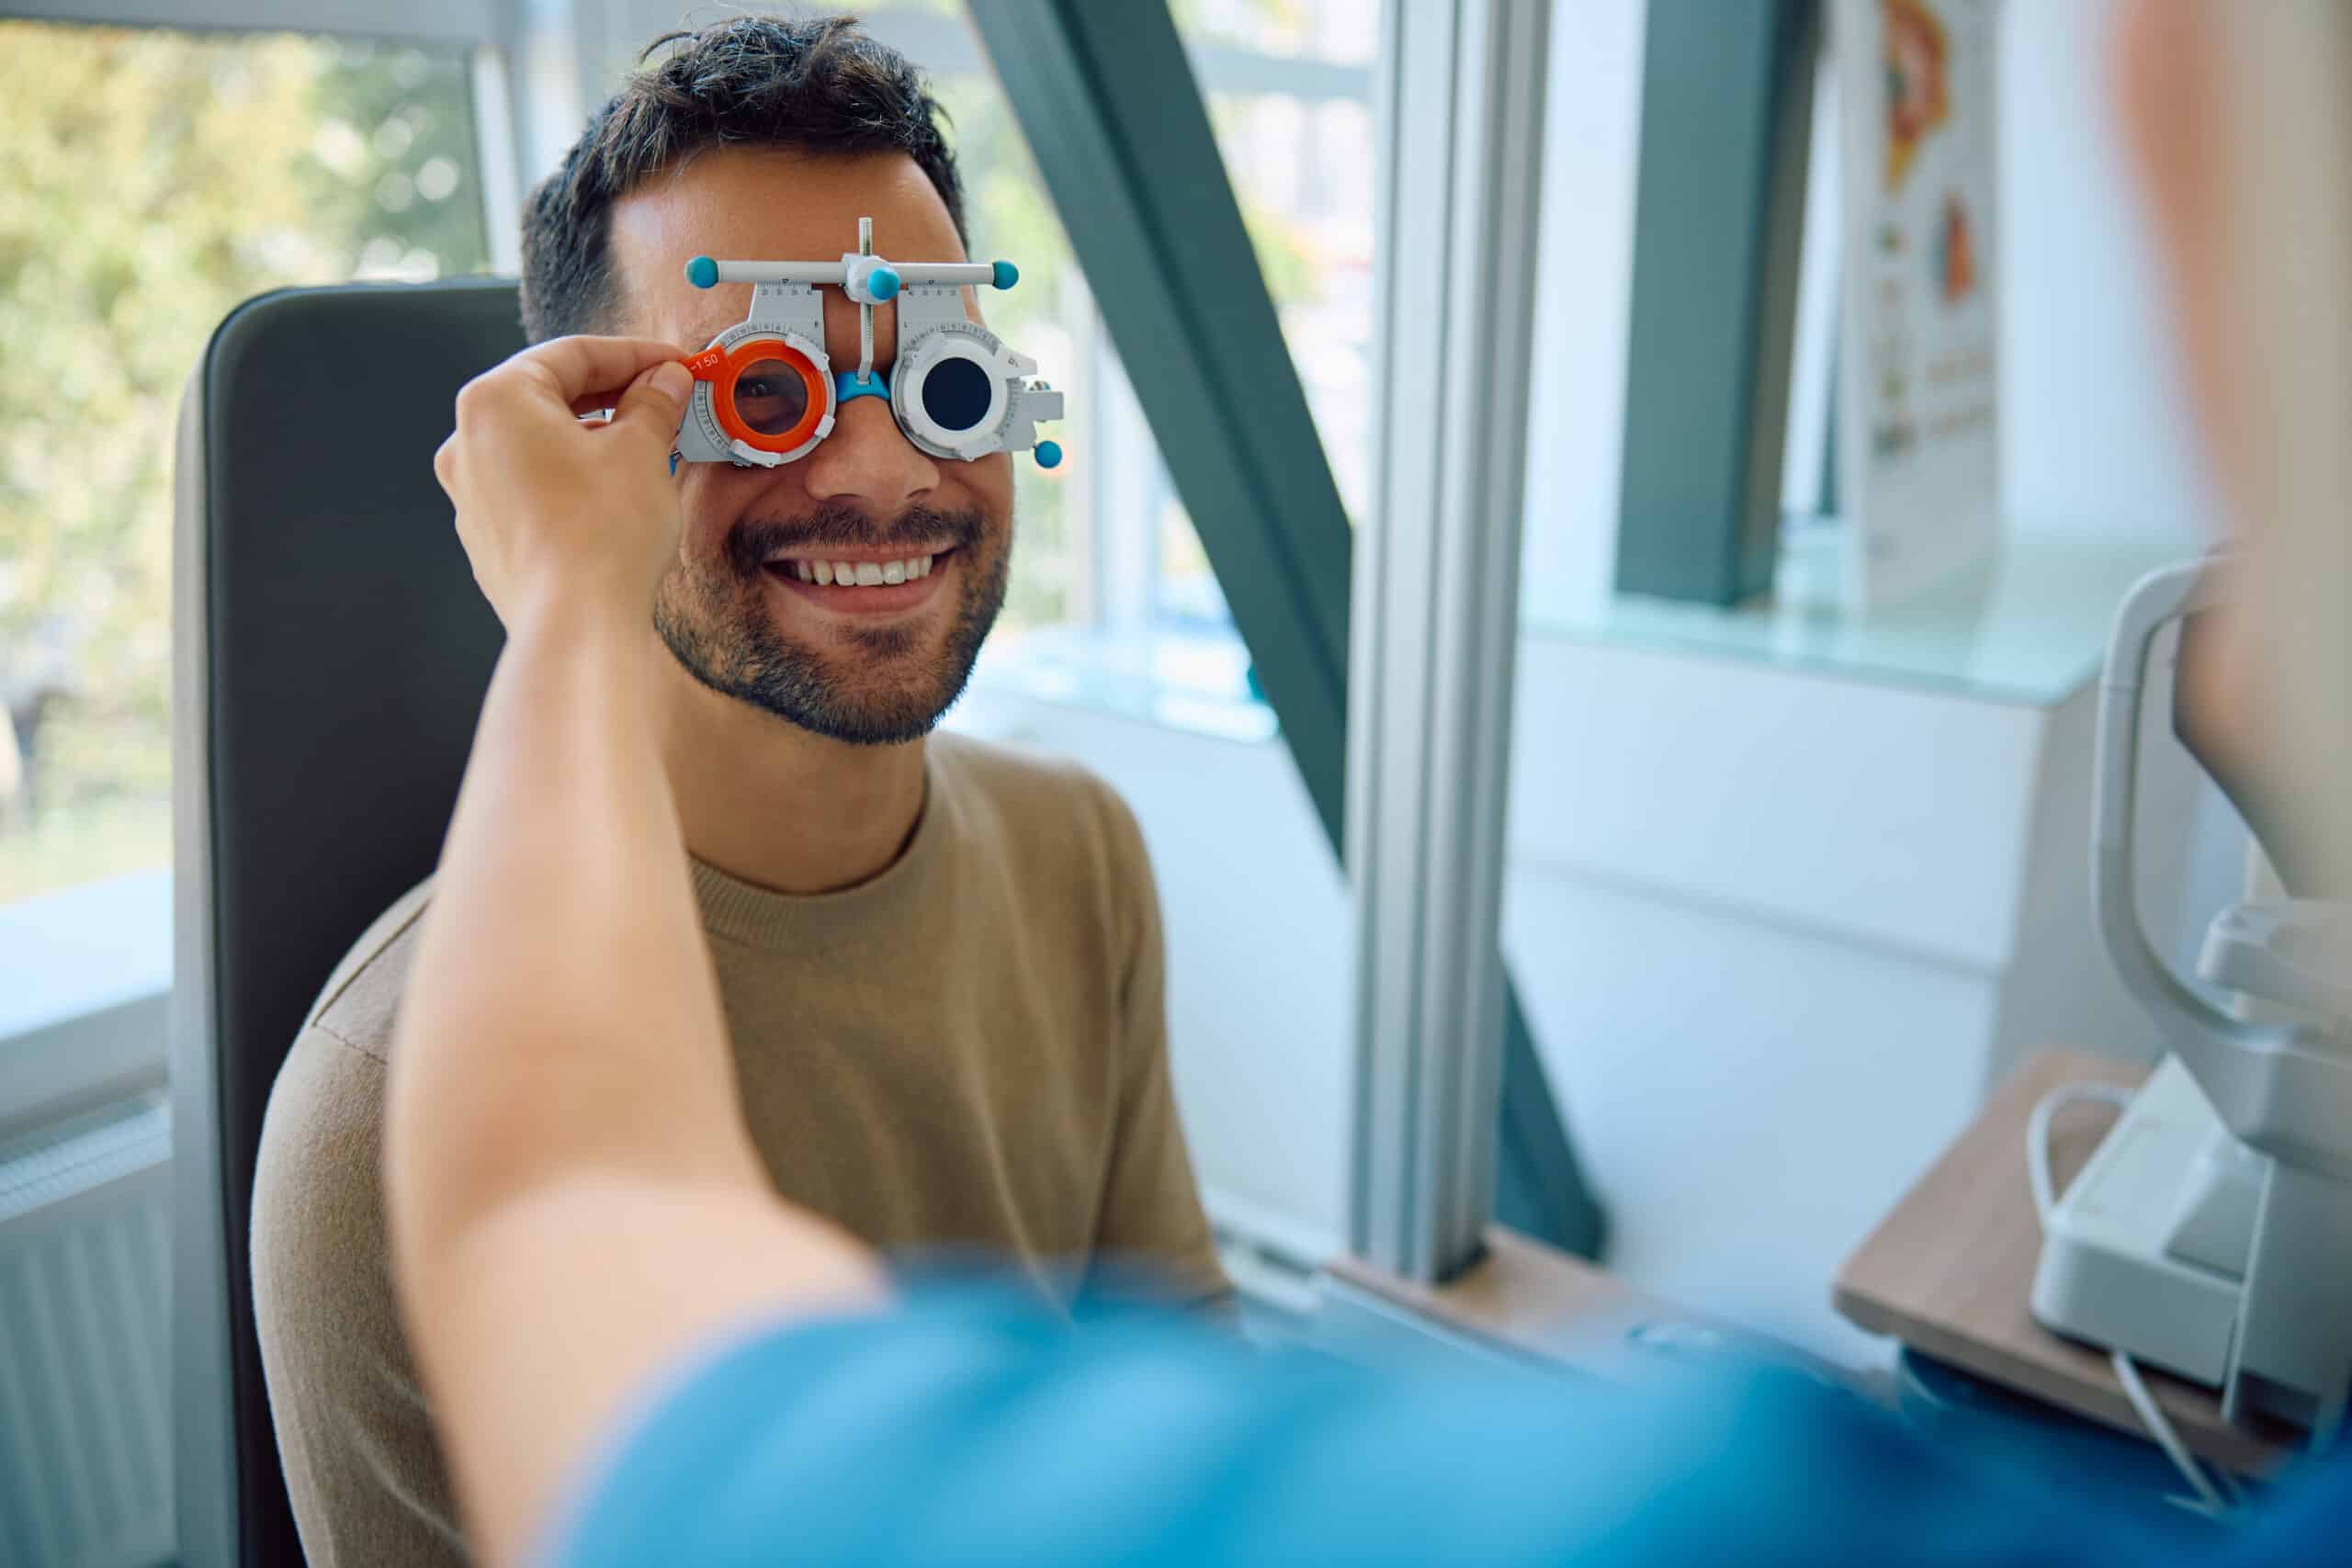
800, 393, 939, 515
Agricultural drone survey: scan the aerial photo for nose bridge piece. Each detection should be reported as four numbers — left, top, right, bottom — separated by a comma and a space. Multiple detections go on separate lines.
835, 367, 891, 407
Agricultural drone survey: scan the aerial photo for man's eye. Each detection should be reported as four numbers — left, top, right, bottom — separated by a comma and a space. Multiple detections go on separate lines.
730, 357, 808, 435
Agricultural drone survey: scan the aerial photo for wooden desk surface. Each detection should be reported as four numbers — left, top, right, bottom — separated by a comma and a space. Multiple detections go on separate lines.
1834, 1048, 2300, 1474
1327, 1227, 1849, 1392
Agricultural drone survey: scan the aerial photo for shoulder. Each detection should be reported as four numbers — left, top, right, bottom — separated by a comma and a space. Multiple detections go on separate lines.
304, 876, 436, 1063
252, 888, 441, 1373
251, 879, 434, 1288
931, 732, 1154, 891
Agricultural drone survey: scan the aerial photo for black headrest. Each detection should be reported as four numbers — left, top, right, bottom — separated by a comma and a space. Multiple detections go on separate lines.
170, 279, 523, 1568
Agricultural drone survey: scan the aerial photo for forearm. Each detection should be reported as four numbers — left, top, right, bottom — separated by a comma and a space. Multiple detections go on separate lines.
384, 599, 758, 1269
381, 598, 888, 1565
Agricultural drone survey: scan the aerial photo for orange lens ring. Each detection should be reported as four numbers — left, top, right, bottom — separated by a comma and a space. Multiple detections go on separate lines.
709, 337, 829, 455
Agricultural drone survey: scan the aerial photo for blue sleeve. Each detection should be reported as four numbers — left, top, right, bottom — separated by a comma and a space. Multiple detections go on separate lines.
549, 1290, 2340, 1568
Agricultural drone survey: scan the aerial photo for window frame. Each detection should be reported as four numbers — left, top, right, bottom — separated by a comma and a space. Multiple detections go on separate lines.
0, 870, 171, 1139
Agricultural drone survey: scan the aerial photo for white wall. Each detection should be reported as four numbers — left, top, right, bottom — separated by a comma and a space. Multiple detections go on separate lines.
1503, 862, 1996, 1362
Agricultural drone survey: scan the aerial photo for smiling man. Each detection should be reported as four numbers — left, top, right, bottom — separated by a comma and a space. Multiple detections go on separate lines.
248, 17, 1230, 1566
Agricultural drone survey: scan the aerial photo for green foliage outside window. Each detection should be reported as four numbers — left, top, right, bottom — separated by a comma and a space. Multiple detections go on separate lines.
0, 22, 490, 901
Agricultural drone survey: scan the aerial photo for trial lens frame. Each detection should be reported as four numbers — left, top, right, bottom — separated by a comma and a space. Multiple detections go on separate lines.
672, 217, 1065, 473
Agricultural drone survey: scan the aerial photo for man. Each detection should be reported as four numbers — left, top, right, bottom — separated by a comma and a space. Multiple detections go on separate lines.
366, 0, 2352, 1564
251, 17, 1228, 1564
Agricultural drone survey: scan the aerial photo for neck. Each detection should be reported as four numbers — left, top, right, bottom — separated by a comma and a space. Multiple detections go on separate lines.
655, 651, 928, 896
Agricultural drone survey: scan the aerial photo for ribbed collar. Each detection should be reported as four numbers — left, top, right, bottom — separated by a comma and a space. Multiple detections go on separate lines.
684, 751, 946, 950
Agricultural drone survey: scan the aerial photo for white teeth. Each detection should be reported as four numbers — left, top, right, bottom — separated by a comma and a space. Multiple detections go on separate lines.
789, 555, 937, 588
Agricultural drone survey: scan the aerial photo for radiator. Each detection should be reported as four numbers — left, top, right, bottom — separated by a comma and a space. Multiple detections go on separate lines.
0, 1096, 173, 1568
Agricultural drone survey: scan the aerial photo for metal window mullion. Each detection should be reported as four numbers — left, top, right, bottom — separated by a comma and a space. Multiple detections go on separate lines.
1347, 0, 1445, 1278
492, 0, 585, 196
1449, 0, 1548, 1258
1349, 0, 1549, 1282
1422, 0, 1503, 1266
470, 35, 526, 275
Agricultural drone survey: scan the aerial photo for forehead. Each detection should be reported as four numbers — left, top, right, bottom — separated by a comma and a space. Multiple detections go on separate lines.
606, 146, 966, 342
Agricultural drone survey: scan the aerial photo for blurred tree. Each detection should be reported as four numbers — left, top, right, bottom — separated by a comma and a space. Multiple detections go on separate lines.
0, 20, 488, 899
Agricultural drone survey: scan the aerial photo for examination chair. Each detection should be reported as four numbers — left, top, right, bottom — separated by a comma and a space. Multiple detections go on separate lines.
170, 280, 524, 1568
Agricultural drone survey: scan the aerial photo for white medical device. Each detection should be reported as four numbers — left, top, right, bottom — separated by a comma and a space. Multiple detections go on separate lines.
671, 216, 1064, 472
2030, 558, 2352, 1473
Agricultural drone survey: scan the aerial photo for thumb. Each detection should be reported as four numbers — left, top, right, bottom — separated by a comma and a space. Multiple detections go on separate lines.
609, 360, 694, 447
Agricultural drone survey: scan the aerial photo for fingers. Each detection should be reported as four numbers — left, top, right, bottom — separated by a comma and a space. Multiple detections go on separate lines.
606, 362, 695, 453
513, 335, 692, 406
439, 337, 687, 509
446, 336, 684, 425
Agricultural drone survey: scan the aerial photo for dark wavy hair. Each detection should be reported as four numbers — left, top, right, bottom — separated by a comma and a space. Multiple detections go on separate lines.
518, 14, 966, 341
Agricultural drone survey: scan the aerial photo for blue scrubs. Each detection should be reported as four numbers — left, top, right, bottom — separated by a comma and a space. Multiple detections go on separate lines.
552, 1291, 2347, 1567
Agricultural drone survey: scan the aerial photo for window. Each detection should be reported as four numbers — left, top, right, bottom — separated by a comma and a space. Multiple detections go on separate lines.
0, 19, 496, 908
0, 2, 1375, 911
854, 2, 1377, 732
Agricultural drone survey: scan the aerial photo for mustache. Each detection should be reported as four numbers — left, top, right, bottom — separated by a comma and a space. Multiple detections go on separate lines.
725, 502, 986, 575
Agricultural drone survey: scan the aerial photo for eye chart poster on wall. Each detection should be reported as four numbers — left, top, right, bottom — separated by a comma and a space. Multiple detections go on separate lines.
1834, 0, 2001, 606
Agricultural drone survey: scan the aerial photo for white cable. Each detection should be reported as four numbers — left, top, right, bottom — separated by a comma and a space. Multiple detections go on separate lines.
2026, 1082, 2135, 1224
2113, 1349, 2229, 1516
2027, 1081, 2239, 1517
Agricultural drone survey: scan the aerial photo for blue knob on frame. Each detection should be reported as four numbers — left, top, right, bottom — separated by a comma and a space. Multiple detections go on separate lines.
868, 265, 901, 301
685, 255, 719, 289
1035, 440, 1062, 469
992, 259, 1019, 290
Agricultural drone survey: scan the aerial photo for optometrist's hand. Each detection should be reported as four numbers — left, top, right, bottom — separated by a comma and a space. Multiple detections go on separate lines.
433, 335, 691, 631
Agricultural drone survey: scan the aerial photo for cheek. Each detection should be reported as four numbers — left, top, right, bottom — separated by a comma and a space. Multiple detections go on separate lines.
674, 469, 784, 560
673, 479, 731, 560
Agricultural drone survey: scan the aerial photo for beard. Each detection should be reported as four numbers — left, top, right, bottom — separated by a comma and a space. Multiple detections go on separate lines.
652, 500, 1008, 746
